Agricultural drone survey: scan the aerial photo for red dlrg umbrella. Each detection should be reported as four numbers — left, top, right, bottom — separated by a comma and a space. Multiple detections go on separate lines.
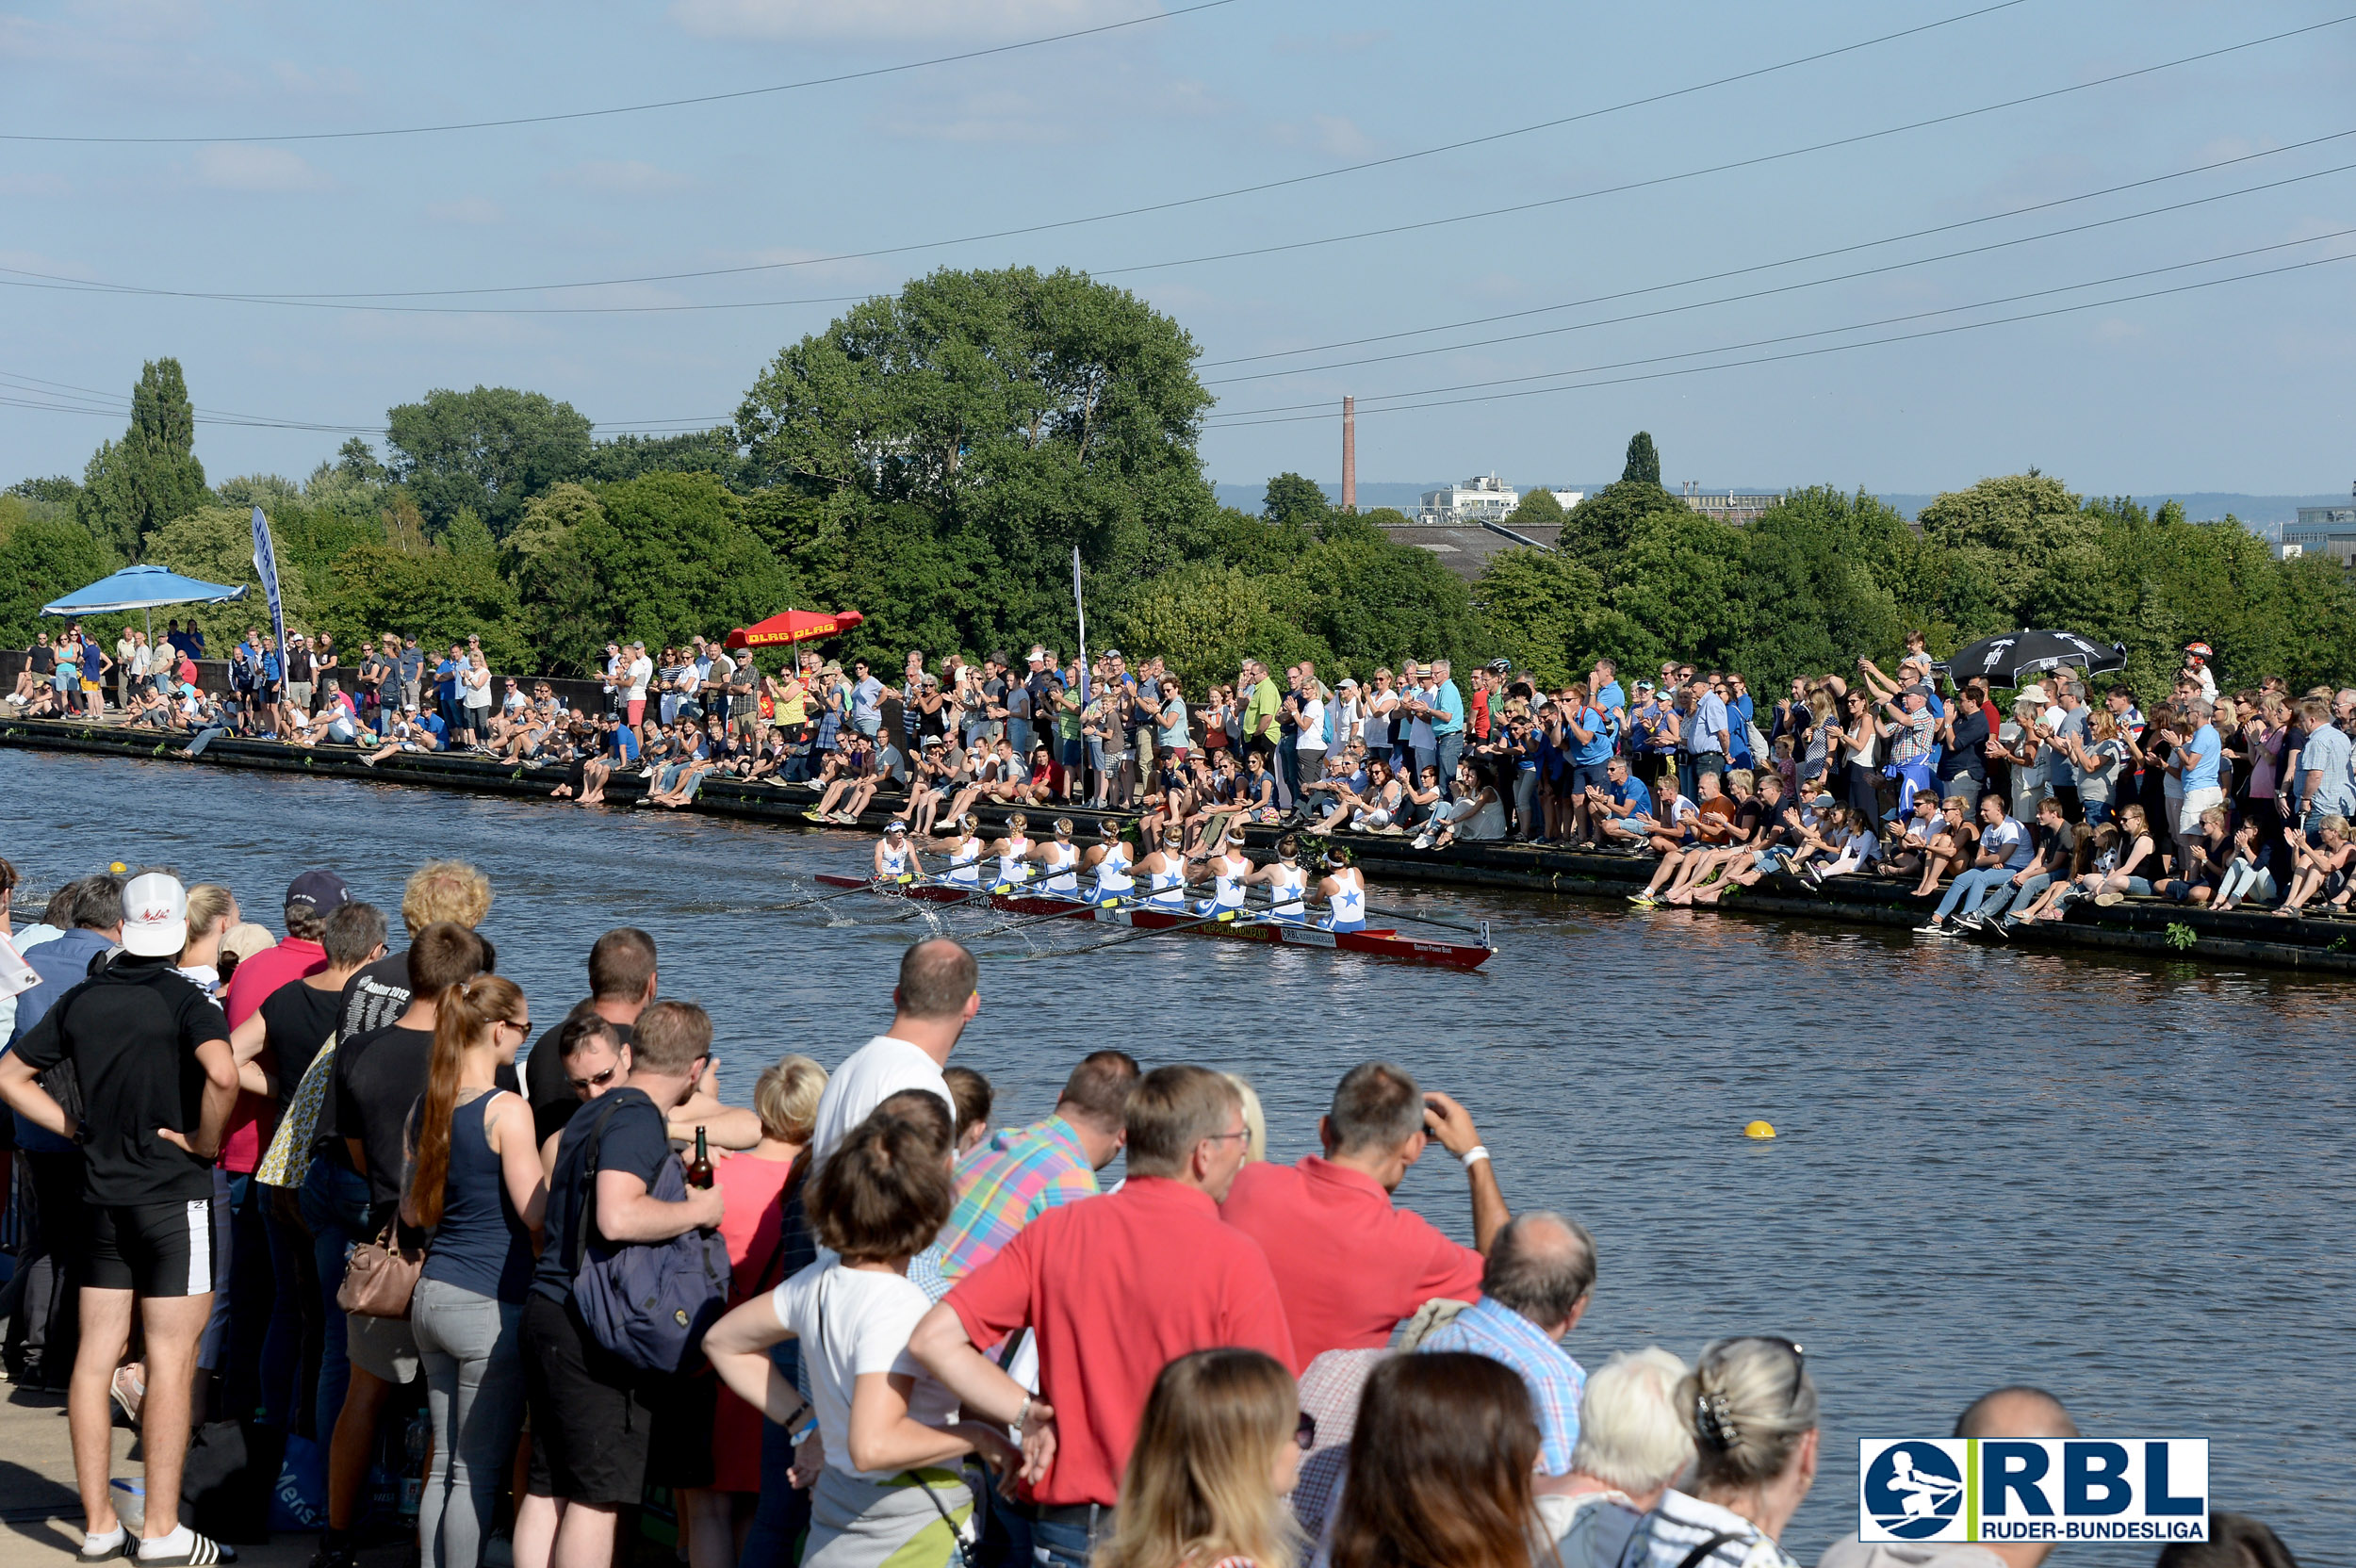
724, 609, 864, 652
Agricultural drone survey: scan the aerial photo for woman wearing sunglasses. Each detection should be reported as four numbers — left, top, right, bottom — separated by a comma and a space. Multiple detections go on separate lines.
1095, 1348, 1306, 1568
1621, 1335, 1819, 1568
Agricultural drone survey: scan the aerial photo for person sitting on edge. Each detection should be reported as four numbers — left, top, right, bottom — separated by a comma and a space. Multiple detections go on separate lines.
1219, 1061, 1504, 1371
1917, 792, 2031, 937
1539, 1348, 1696, 1568
1589, 755, 1655, 849
909, 1066, 1294, 1568
1416, 1212, 1595, 1477
1820, 1385, 2079, 1568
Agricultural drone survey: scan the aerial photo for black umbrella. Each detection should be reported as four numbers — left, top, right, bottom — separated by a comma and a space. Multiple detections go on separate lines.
1942, 629, 2127, 688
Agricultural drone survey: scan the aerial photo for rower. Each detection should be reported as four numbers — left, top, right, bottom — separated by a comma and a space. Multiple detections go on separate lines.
1137, 826, 1191, 908
1195, 825, 1252, 918
1035, 817, 1083, 895
873, 819, 921, 883
1246, 833, 1310, 922
924, 813, 986, 887
988, 811, 1034, 890
1082, 820, 1135, 905
1318, 848, 1367, 932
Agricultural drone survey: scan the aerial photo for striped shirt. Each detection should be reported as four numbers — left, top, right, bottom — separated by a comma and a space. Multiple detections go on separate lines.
1417, 1294, 1587, 1475
936, 1115, 1100, 1282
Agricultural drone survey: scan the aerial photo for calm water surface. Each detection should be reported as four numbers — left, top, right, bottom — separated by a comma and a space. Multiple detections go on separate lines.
4, 751, 2349, 1564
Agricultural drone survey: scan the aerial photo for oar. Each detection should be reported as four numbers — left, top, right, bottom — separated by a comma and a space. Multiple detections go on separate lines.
774, 875, 904, 911
969, 894, 1131, 938
1357, 900, 1495, 939
1023, 906, 1256, 960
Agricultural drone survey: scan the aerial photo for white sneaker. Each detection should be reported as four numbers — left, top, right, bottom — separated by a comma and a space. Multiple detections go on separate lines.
1912, 920, 1952, 936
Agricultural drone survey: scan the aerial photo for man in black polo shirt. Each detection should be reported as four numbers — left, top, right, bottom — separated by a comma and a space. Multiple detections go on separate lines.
0, 874, 238, 1566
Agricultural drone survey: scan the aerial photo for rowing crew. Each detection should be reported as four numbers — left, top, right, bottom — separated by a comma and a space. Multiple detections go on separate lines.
869, 814, 1369, 931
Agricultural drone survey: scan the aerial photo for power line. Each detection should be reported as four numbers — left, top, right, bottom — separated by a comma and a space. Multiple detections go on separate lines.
1196, 127, 2356, 369
1200, 155, 2356, 386
1202, 235, 2356, 427
0, 0, 2053, 307
0, 0, 1248, 146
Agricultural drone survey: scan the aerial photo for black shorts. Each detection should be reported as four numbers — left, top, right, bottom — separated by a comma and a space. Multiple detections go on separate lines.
521, 1292, 666, 1507
87, 1199, 216, 1297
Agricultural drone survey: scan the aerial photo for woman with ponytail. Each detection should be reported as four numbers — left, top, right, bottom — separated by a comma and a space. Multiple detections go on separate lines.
401, 975, 544, 1568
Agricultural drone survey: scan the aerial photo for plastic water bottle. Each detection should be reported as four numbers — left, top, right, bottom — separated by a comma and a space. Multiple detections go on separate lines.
399, 1410, 429, 1522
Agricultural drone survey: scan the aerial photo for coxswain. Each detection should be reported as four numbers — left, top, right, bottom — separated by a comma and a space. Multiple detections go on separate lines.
1137, 826, 1191, 908
1034, 817, 1083, 895
1195, 825, 1252, 918
989, 812, 1034, 890
1318, 848, 1367, 932
873, 819, 921, 883
924, 813, 986, 887
1082, 821, 1135, 905
1245, 833, 1310, 921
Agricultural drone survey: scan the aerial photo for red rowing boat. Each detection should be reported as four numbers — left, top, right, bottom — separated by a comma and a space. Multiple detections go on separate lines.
813, 875, 1493, 970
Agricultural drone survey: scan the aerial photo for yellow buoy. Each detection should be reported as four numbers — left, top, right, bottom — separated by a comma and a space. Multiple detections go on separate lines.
1743, 1119, 1776, 1140
109, 861, 128, 874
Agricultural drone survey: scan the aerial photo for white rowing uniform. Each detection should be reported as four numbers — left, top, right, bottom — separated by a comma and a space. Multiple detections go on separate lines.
1196, 855, 1249, 916
877, 841, 911, 878
1268, 862, 1309, 921
1324, 869, 1367, 932
1091, 842, 1135, 901
996, 835, 1032, 886
1041, 841, 1081, 894
945, 836, 984, 886
1145, 859, 1188, 907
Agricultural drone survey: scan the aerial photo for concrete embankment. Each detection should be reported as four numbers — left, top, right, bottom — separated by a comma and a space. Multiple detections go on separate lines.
6, 717, 2351, 978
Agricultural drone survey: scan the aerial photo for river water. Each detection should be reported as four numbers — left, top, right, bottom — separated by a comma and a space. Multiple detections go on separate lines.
4, 750, 2348, 1563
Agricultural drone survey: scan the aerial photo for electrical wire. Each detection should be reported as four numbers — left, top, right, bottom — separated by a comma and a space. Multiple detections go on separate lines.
0, 0, 1249, 146
1201, 155, 2356, 386
0, 0, 2059, 307
1200, 236, 2356, 427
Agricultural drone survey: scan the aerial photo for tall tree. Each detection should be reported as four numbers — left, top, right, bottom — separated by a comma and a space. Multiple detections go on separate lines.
76, 358, 207, 561
1622, 431, 1661, 487
385, 386, 596, 538
1261, 472, 1332, 529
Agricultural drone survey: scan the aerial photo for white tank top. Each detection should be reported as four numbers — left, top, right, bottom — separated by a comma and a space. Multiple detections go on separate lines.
946, 837, 982, 885
1268, 862, 1308, 916
1094, 842, 1134, 893
1326, 872, 1366, 928
878, 841, 909, 876
1210, 857, 1247, 909
1042, 841, 1080, 893
1147, 859, 1187, 904
998, 836, 1032, 883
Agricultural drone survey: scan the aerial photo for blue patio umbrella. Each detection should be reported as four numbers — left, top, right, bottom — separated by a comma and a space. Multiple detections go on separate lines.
41, 563, 249, 645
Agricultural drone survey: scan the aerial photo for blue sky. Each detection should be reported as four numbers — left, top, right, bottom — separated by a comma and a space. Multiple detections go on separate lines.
5, 0, 2353, 498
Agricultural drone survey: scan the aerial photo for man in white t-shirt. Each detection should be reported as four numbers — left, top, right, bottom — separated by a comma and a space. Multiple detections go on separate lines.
625, 641, 654, 728
810, 939, 975, 1163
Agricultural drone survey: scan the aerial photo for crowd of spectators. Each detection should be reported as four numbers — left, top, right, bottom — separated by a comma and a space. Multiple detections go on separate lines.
12, 622, 2356, 925
0, 869, 2296, 1568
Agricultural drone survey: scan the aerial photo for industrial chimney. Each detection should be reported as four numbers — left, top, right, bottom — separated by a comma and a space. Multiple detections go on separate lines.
1341, 396, 1356, 513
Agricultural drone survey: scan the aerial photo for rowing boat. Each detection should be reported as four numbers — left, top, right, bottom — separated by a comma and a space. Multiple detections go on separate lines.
814, 875, 1494, 970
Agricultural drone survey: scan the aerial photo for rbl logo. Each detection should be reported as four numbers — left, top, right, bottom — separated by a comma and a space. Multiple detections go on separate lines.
1859, 1440, 2207, 1544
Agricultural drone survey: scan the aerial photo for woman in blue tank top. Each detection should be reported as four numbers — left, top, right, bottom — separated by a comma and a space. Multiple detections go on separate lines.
403, 975, 544, 1568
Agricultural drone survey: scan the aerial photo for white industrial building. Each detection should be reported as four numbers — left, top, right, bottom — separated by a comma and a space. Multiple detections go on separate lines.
1415, 474, 1582, 524
2282, 486, 2356, 564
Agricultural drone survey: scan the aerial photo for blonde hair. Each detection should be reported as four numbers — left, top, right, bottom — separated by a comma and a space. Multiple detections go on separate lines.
1682, 1337, 1818, 1492
1096, 1348, 1301, 1568
755, 1054, 827, 1146
1221, 1072, 1268, 1164
183, 884, 238, 943
401, 859, 493, 936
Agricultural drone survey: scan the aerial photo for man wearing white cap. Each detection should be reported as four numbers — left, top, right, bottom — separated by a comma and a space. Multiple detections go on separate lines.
0, 872, 240, 1566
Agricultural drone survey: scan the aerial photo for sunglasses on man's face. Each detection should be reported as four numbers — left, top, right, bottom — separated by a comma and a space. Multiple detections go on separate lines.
568, 1064, 619, 1093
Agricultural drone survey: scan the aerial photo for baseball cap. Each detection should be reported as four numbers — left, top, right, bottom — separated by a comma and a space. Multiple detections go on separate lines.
1104, 647, 1124, 660
1336, 677, 1358, 690
2019, 683, 2051, 705
1906, 683, 1936, 703
286, 869, 350, 915
121, 873, 188, 958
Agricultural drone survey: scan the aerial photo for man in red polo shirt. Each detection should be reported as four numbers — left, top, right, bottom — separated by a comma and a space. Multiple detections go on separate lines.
911, 1065, 1292, 1568
1219, 1060, 1508, 1370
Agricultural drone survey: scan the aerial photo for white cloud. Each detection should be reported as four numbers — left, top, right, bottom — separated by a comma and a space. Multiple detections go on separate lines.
424, 196, 502, 225
551, 159, 697, 197
190, 144, 333, 193
667, 0, 1138, 43
875, 88, 1073, 145
1309, 113, 1370, 158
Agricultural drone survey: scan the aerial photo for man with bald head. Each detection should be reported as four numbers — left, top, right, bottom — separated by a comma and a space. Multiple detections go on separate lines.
1819, 1385, 2079, 1568
1417, 1211, 1595, 1475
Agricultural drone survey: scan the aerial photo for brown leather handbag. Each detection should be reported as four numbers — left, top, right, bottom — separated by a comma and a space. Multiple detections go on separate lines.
335, 1220, 423, 1318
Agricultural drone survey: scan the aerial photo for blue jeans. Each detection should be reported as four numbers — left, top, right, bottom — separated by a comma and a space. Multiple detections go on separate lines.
1276, 737, 1299, 808
1978, 871, 2048, 919
1006, 717, 1033, 762
1436, 731, 1464, 795
1935, 865, 2012, 921
299, 1159, 371, 1445
1004, 1506, 1110, 1568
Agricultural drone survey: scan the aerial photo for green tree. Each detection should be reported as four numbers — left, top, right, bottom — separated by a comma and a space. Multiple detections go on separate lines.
138, 506, 313, 651
1471, 547, 1605, 687
1729, 487, 1919, 689
7, 476, 81, 505
1916, 473, 2094, 633
1622, 431, 1661, 487
322, 529, 528, 671
0, 511, 114, 647
1607, 508, 1751, 670
1114, 561, 1330, 691
1558, 480, 1688, 579
1502, 487, 1564, 530
76, 358, 208, 561
580, 428, 747, 488
1262, 472, 1332, 528
385, 386, 596, 537
1280, 512, 1485, 677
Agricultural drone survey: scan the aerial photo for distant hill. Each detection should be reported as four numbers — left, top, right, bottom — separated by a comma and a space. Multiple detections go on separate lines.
1216, 482, 2344, 538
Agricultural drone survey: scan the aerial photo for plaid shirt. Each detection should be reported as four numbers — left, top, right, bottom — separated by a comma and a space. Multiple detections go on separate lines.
1417, 1294, 1587, 1474
936, 1115, 1100, 1282
1891, 708, 1935, 766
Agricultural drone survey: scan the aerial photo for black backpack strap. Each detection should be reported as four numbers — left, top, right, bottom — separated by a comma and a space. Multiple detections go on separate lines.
1672, 1531, 1745, 1568
570, 1094, 630, 1266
